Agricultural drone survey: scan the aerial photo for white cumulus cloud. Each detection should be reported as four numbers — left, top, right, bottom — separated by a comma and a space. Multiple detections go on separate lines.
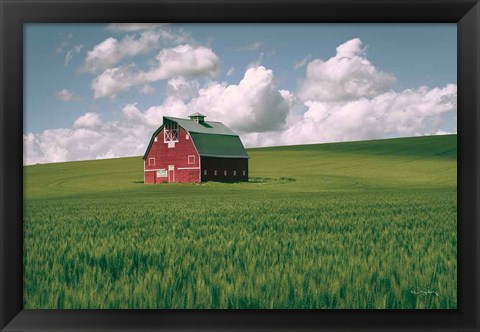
187, 66, 291, 133
298, 38, 397, 102
91, 44, 219, 99
83, 27, 192, 74
73, 112, 102, 129
247, 84, 457, 147
166, 76, 199, 99
24, 110, 156, 165
83, 31, 163, 73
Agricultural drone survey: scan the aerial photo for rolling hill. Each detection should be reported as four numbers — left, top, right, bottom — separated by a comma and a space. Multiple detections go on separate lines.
23, 135, 457, 309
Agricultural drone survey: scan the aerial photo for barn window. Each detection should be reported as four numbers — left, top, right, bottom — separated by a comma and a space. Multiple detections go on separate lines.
243, 171, 246, 176
149, 158, 155, 166
164, 120, 179, 143
186, 133, 190, 140
188, 155, 195, 164
204, 170, 207, 176
233, 170, 236, 176
214, 170, 217, 176
154, 137, 158, 142
224, 170, 227, 176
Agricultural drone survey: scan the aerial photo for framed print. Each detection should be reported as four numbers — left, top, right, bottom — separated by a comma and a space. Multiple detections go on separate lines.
1, 0, 479, 331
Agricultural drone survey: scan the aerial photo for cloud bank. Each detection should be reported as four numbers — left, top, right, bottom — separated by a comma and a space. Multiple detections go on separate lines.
25, 38, 457, 165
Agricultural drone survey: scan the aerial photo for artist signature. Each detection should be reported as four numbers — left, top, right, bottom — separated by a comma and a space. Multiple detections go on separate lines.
410, 290, 439, 296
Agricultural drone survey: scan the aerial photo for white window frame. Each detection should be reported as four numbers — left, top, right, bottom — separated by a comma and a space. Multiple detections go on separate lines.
214, 170, 217, 176
164, 121, 179, 143
154, 137, 158, 142
224, 170, 227, 176
243, 170, 246, 176
233, 170, 236, 176
188, 155, 195, 165
204, 170, 207, 176
149, 158, 155, 167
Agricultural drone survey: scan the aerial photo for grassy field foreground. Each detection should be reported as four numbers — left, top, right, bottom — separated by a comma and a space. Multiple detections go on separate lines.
23, 135, 457, 309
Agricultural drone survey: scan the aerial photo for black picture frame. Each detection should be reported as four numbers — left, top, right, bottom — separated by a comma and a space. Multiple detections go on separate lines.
1, 0, 479, 331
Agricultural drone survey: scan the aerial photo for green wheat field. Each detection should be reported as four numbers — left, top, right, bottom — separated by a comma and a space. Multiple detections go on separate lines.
23, 135, 457, 309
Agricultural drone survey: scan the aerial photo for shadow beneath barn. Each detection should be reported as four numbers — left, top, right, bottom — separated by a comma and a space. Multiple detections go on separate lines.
248, 177, 296, 184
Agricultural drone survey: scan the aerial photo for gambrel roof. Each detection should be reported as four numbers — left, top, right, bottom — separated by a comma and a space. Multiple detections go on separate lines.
143, 116, 249, 159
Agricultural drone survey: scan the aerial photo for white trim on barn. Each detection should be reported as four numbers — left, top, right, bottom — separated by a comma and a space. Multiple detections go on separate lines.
168, 165, 175, 183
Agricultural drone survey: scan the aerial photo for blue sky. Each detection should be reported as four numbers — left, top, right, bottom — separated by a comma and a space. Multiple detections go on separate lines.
24, 23, 457, 164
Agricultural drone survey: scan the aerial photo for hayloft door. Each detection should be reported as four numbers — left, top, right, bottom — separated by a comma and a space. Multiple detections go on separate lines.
168, 165, 175, 183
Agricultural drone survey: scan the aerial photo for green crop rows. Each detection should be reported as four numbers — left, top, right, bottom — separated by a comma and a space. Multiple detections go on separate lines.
23, 135, 457, 309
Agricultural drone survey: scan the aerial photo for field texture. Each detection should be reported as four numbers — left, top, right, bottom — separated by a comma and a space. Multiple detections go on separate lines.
23, 135, 457, 309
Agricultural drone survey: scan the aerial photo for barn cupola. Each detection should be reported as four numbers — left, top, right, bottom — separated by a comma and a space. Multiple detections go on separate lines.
189, 112, 206, 124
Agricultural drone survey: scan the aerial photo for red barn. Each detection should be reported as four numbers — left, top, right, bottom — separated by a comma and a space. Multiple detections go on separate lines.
143, 113, 249, 184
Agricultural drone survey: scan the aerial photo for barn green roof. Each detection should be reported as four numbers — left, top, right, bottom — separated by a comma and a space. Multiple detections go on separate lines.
189, 133, 249, 158
143, 116, 249, 159
163, 116, 237, 136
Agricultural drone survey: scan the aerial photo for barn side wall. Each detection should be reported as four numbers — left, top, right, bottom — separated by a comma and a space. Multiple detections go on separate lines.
144, 127, 200, 184
200, 157, 248, 182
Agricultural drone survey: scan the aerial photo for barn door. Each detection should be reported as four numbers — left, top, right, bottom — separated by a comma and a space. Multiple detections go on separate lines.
168, 165, 175, 183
